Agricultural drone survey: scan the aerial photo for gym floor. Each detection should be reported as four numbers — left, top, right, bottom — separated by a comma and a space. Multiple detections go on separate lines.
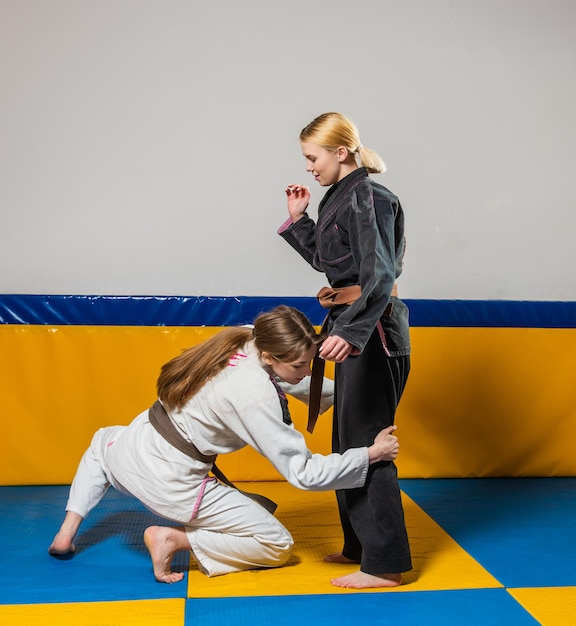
1, 478, 574, 625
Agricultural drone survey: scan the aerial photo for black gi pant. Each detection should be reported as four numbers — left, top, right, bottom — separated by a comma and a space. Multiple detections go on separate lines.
332, 326, 412, 574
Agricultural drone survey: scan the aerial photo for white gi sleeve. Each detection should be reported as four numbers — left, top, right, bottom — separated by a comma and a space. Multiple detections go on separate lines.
278, 376, 334, 415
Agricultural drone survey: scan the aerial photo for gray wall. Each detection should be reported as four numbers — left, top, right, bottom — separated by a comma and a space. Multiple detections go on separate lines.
1, 0, 574, 299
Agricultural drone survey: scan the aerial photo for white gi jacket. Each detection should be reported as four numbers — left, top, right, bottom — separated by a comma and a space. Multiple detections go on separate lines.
105, 341, 369, 523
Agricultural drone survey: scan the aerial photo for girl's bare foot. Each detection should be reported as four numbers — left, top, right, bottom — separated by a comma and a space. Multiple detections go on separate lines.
324, 552, 361, 564
331, 571, 402, 589
48, 511, 83, 556
143, 525, 190, 584
48, 531, 76, 555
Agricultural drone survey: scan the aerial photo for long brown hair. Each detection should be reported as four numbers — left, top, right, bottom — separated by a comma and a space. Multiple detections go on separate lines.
157, 305, 321, 409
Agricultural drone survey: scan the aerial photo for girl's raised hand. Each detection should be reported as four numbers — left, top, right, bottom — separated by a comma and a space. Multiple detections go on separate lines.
285, 184, 310, 222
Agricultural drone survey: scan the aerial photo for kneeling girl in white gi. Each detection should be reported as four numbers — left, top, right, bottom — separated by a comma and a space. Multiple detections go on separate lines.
48, 305, 399, 583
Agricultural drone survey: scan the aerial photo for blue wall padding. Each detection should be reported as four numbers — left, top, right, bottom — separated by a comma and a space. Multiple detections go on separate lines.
1, 294, 575, 328
405, 299, 576, 328
0, 295, 325, 326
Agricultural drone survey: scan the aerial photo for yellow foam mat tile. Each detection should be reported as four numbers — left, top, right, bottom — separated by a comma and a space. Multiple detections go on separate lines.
0, 599, 185, 626
187, 482, 501, 598
508, 586, 576, 626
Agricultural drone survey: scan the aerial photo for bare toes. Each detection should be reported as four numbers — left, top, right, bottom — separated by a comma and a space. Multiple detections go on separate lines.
323, 552, 360, 564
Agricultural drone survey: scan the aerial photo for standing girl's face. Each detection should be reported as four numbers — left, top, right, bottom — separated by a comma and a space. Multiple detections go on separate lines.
301, 141, 347, 187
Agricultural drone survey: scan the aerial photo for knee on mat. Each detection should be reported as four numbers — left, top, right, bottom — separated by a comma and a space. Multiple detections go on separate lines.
260, 532, 294, 567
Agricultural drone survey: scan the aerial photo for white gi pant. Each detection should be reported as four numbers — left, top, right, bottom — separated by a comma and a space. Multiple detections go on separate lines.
66, 427, 294, 577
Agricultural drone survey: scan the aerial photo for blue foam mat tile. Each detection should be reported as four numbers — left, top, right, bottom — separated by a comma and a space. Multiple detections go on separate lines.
2, 479, 572, 623
399, 477, 576, 588
186, 589, 539, 626
0, 486, 189, 604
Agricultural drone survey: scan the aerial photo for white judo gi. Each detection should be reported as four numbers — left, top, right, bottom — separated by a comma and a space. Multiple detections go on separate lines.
65, 341, 370, 577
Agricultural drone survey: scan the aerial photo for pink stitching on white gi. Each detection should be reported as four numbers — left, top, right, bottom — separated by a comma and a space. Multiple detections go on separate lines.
228, 352, 247, 367
190, 476, 216, 520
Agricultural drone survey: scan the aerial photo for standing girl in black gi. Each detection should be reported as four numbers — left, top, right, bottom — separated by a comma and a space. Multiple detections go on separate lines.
278, 112, 411, 589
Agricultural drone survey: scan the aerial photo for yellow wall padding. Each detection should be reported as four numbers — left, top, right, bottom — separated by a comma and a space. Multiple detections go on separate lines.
399, 327, 576, 478
1, 325, 576, 485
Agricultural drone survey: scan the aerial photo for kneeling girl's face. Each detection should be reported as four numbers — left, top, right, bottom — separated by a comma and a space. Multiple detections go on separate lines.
261, 345, 317, 385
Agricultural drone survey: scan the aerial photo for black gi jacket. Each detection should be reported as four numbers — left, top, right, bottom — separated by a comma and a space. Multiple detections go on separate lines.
279, 167, 410, 356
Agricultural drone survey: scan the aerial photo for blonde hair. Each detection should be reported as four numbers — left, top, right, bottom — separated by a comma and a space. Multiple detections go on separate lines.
300, 112, 386, 174
157, 305, 321, 409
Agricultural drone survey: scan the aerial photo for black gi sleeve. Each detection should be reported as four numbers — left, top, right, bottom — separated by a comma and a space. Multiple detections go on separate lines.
277, 214, 323, 272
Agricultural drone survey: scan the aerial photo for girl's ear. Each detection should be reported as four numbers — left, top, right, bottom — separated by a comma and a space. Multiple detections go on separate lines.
260, 351, 274, 366
335, 146, 349, 162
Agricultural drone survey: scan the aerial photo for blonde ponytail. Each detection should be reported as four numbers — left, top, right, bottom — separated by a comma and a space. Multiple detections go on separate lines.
300, 112, 386, 174
357, 145, 386, 174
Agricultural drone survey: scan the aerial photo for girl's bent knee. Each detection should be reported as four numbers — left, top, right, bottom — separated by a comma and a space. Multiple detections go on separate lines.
268, 533, 294, 567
